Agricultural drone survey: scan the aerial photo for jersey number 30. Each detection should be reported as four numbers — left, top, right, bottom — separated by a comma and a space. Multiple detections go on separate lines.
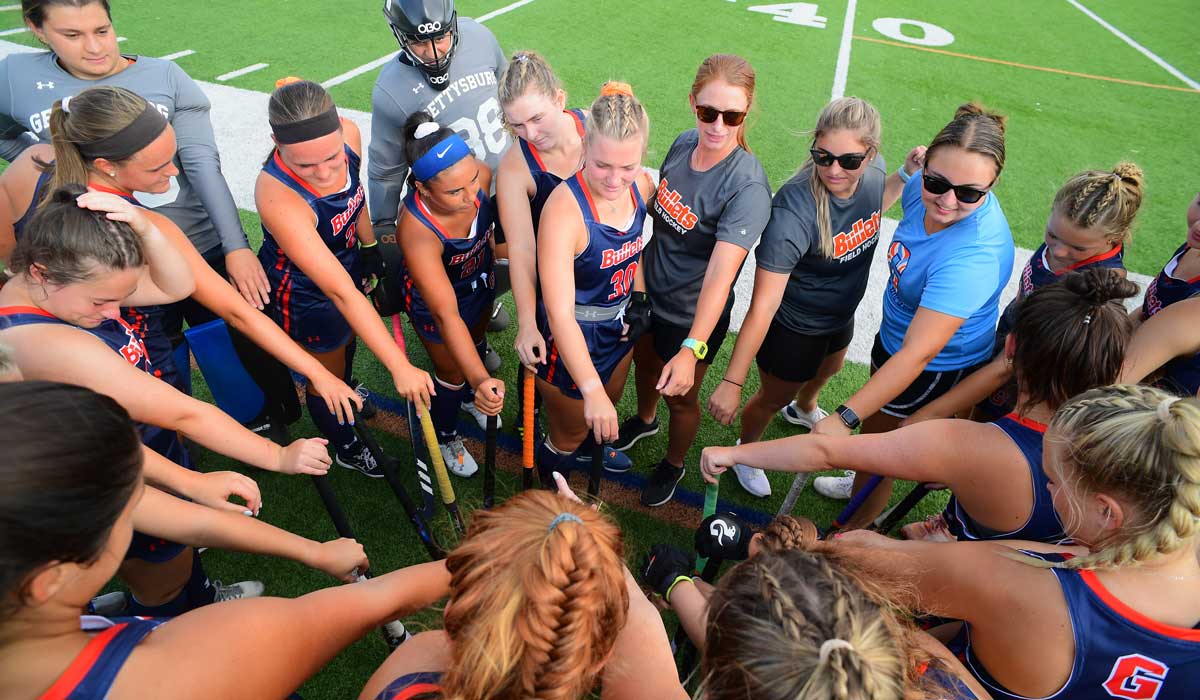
608, 262, 638, 302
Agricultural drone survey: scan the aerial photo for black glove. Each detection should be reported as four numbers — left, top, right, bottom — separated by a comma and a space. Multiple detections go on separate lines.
359, 241, 386, 294
623, 291, 652, 342
639, 543, 694, 602
695, 512, 753, 562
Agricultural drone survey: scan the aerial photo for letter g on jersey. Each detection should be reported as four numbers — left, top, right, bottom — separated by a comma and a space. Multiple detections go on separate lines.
1102, 654, 1168, 700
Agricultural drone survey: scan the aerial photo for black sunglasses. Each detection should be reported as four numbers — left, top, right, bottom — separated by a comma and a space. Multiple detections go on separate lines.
809, 146, 869, 171
921, 172, 991, 204
695, 105, 747, 127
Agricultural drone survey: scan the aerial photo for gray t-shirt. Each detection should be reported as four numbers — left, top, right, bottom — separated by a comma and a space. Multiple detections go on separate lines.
0, 52, 248, 256
755, 154, 886, 334
367, 18, 509, 226
642, 130, 771, 328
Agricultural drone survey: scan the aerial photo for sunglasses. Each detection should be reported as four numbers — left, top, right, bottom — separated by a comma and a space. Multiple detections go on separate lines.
695, 105, 747, 127
921, 172, 991, 204
809, 146, 869, 171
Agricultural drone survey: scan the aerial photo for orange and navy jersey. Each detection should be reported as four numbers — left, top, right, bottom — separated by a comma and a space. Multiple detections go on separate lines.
1144, 243, 1200, 318
565, 172, 645, 309
997, 242, 1125, 339
38, 616, 165, 700
943, 414, 1065, 543
961, 551, 1200, 700
400, 188, 495, 311
0, 305, 151, 374
373, 671, 443, 699
258, 144, 365, 326
519, 108, 586, 235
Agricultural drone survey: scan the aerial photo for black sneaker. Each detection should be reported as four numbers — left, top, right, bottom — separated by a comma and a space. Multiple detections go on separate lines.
614, 416, 659, 452
640, 460, 685, 507
336, 444, 384, 478
246, 410, 290, 446
488, 301, 510, 331
351, 378, 377, 420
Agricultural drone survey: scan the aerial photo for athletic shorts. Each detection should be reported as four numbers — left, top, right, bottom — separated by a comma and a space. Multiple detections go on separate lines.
539, 317, 633, 400
406, 278, 495, 344
649, 313, 731, 366
757, 320, 854, 384
870, 334, 986, 418
266, 284, 353, 354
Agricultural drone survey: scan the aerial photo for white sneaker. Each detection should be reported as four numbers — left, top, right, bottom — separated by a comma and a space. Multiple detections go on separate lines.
212, 579, 265, 602
439, 437, 479, 477
461, 400, 502, 431
779, 401, 829, 429
734, 464, 772, 498
813, 471, 856, 500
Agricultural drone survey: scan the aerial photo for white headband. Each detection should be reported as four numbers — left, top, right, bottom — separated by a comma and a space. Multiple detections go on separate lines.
819, 638, 854, 664
1157, 397, 1180, 422
413, 121, 440, 140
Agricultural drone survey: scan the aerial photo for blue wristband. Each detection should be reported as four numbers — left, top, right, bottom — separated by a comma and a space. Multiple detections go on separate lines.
897, 167, 913, 183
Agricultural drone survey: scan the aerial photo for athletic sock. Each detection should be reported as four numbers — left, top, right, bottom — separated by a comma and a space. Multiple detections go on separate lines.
306, 388, 358, 457
537, 439, 574, 489
431, 375, 468, 441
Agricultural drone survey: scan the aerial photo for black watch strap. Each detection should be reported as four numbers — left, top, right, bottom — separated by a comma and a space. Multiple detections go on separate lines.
835, 404, 861, 430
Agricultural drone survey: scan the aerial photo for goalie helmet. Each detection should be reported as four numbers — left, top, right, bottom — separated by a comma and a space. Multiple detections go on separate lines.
383, 0, 459, 90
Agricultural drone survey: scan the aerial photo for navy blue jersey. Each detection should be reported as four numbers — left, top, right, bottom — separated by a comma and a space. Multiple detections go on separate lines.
400, 188, 495, 312
944, 414, 1065, 543
520, 108, 586, 235
1143, 244, 1200, 318
997, 242, 1125, 339
258, 144, 365, 337
11, 166, 51, 237
962, 552, 1200, 700
374, 671, 444, 700
40, 616, 165, 700
565, 172, 645, 308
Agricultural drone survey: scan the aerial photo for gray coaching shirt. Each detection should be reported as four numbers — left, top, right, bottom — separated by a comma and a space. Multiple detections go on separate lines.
368, 18, 509, 226
755, 154, 886, 335
0, 53, 249, 257
642, 130, 771, 328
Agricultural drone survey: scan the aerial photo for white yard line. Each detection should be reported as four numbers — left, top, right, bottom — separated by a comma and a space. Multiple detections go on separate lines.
321, 0, 538, 89
0, 26, 25, 36
1067, 0, 1199, 90
160, 49, 196, 61
0, 5, 20, 11
216, 62, 269, 82
830, 0, 858, 99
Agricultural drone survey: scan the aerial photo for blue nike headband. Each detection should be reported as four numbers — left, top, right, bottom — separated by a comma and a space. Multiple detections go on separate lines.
411, 134, 472, 182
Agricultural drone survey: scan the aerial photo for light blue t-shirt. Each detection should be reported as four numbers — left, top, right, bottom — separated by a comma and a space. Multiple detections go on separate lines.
879, 171, 1014, 371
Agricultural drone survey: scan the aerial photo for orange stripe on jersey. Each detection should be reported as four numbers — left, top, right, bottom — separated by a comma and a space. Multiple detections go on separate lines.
526, 141, 548, 172
1002, 412, 1048, 433
572, 172, 599, 221
545, 342, 559, 382
38, 624, 126, 700
271, 150, 322, 198
86, 183, 136, 198
387, 682, 441, 699
1079, 569, 1200, 641
567, 109, 585, 138
0, 305, 56, 317
413, 190, 452, 239
1061, 243, 1123, 273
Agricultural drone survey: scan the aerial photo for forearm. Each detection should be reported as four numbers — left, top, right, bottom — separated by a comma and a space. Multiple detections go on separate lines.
686, 261, 739, 343
725, 433, 838, 474
602, 568, 689, 700
882, 170, 907, 211
722, 294, 778, 384
508, 237, 539, 328
669, 579, 708, 649
140, 225, 197, 300
224, 301, 342, 384
170, 400, 283, 472
918, 354, 1010, 419
327, 283, 414, 375
843, 347, 932, 420
139, 444, 200, 495
433, 307, 490, 387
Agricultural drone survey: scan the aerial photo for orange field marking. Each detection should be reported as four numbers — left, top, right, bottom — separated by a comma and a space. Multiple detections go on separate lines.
853, 35, 1200, 95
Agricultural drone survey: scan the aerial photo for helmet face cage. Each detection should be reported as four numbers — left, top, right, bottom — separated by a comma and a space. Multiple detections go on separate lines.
386, 6, 459, 86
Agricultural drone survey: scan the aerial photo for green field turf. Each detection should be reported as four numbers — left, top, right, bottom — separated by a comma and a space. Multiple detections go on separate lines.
4, 1, 1199, 697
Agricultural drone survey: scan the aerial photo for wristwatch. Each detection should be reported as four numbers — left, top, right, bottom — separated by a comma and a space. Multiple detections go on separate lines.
835, 404, 861, 430
681, 338, 708, 360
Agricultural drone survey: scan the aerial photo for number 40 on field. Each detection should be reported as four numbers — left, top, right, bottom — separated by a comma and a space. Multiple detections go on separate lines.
729, 2, 956, 47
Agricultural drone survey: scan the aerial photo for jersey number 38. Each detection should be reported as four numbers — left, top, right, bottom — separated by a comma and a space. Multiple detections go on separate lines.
448, 97, 507, 163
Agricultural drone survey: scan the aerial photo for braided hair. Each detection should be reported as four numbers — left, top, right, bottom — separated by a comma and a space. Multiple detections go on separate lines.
1051, 162, 1145, 247
584, 82, 648, 155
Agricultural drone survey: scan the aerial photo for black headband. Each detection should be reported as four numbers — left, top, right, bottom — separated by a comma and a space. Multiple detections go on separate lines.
271, 107, 341, 145
76, 103, 169, 161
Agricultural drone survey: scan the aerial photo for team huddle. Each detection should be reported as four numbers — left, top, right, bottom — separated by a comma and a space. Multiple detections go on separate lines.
1, 0, 1199, 699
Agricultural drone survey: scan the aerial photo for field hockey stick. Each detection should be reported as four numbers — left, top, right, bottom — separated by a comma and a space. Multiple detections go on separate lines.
483, 393, 499, 508
870, 482, 934, 535
586, 437, 604, 498
393, 315, 437, 522
776, 472, 810, 516
522, 366, 536, 490
416, 403, 466, 535
694, 480, 720, 571
828, 474, 885, 533
309, 475, 408, 649
351, 410, 445, 560
675, 481, 724, 682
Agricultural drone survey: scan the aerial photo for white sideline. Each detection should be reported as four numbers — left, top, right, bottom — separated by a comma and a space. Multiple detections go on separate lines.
322, 0, 538, 89
1067, 0, 1199, 90
0, 39, 1154, 367
216, 62, 269, 82
160, 49, 196, 61
830, 0, 857, 99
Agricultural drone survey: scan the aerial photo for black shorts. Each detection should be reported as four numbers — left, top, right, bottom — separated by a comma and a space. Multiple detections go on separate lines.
650, 313, 730, 366
870, 334, 986, 418
757, 320, 854, 384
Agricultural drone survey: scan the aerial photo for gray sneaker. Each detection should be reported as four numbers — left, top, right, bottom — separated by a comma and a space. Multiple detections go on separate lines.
213, 579, 265, 602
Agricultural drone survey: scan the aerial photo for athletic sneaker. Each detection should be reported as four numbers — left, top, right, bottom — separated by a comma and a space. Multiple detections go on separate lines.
780, 401, 829, 429
461, 400, 503, 431
336, 444, 385, 478
813, 471, 857, 500
900, 514, 956, 542
246, 409, 290, 446
352, 377, 377, 420
614, 416, 659, 452
488, 301, 510, 331
87, 591, 130, 617
484, 343, 502, 374
574, 444, 633, 473
439, 437, 479, 477
732, 441, 771, 497
213, 579, 265, 602
640, 460, 685, 507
